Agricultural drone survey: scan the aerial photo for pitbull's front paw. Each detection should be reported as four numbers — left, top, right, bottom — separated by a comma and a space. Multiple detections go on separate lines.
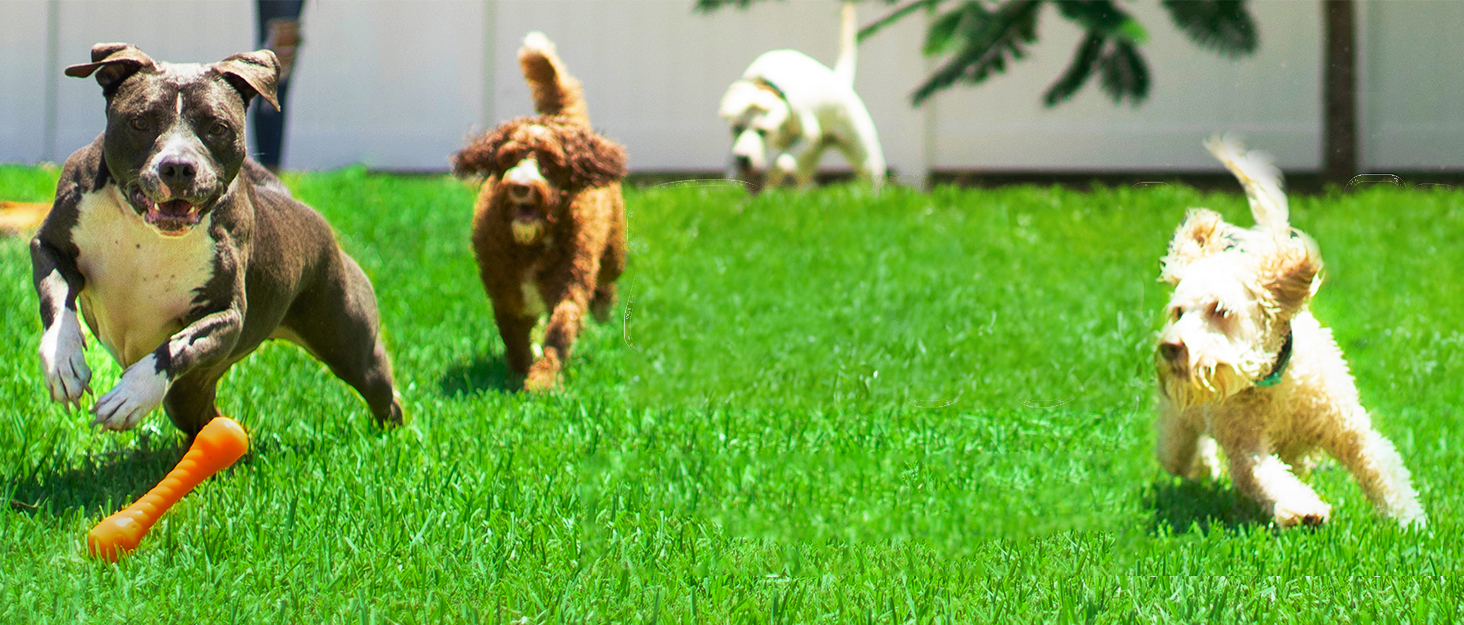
38, 309, 91, 409
92, 354, 170, 431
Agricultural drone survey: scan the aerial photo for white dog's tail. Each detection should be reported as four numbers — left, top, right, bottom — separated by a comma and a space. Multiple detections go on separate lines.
1205, 135, 1289, 237
519, 31, 590, 126
834, 1, 858, 86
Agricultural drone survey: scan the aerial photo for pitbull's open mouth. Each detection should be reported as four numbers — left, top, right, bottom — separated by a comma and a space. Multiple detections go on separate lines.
128, 185, 202, 235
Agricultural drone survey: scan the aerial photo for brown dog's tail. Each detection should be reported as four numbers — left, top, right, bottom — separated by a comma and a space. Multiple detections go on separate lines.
519, 32, 589, 126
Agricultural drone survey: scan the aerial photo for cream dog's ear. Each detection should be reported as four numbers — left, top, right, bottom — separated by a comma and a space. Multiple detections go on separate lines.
1259, 232, 1323, 316
1160, 209, 1233, 285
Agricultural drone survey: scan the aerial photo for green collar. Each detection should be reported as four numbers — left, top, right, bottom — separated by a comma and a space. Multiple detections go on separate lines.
1255, 330, 1294, 387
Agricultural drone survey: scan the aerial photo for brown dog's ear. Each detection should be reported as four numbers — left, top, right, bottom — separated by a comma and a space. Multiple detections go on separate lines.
64, 43, 156, 96
565, 129, 627, 189
213, 50, 281, 112
1260, 233, 1323, 316
1159, 209, 1234, 285
452, 125, 513, 180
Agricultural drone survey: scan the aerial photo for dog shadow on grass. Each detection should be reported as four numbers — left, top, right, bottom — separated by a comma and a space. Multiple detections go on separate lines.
6, 428, 277, 518
437, 352, 521, 396
1145, 478, 1270, 534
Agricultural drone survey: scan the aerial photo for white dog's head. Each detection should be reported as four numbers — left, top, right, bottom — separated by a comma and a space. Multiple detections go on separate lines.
1156, 209, 1322, 406
718, 79, 793, 190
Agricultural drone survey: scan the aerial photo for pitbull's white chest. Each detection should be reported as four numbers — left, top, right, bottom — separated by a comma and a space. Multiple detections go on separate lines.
71, 185, 216, 367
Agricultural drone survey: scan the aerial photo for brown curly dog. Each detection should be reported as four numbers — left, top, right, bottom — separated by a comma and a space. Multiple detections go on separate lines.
453, 31, 627, 392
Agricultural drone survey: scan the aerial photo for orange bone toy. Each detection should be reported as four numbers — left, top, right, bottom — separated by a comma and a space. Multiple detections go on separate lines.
87, 417, 250, 561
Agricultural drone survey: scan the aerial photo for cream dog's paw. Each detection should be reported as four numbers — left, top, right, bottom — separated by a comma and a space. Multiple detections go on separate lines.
1273, 497, 1332, 527
1391, 502, 1428, 530
1191, 436, 1223, 481
92, 354, 170, 431
38, 309, 91, 409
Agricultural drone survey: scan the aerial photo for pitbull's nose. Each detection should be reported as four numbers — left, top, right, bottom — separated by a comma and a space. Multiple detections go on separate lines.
733, 155, 753, 171
1159, 340, 1186, 363
158, 157, 197, 188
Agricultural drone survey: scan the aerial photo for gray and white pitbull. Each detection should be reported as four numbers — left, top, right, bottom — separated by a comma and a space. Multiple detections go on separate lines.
32, 43, 403, 435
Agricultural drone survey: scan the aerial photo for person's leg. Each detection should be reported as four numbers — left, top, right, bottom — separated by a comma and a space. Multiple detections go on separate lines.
252, 0, 305, 170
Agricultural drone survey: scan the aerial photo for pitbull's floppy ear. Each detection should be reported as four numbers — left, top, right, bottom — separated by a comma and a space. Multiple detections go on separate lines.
64, 43, 156, 96
213, 50, 282, 112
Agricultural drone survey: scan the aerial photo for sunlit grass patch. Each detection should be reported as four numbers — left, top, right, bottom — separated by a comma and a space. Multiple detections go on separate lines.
2, 167, 1461, 622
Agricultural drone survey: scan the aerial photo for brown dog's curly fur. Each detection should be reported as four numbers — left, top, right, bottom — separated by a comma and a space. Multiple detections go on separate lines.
454, 32, 627, 392
453, 117, 624, 190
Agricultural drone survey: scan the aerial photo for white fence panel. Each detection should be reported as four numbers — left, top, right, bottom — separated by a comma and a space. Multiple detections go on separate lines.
2, 0, 1463, 176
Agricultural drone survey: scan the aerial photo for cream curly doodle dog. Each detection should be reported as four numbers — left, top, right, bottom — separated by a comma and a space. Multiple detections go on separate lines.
1154, 136, 1425, 528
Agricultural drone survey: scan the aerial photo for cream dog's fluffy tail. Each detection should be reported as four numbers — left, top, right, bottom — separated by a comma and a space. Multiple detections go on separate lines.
833, 1, 858, 86
1205, 134, 1289, 237
519, 31, 590, 126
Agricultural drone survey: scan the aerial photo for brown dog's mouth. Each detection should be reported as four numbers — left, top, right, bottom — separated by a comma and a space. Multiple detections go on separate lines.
514, 202, 540, 222
128, 185, 202, 235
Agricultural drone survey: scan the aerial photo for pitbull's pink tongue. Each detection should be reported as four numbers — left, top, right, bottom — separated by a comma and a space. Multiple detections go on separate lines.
146, 200, 200, 233
157, 200, 194, 218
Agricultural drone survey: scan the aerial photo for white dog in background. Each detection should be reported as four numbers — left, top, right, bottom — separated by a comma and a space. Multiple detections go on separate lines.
1154, 136, 1425, 529
718, 1, 886, 192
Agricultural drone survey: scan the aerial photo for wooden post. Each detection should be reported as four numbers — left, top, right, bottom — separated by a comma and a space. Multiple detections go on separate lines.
1322, 0, 1357, 187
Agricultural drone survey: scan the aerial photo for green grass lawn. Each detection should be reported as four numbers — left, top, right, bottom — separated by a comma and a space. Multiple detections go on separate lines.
2, 165, 1462, 622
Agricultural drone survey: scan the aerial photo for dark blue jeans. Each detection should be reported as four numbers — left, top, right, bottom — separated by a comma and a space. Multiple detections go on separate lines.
252, 0, 305, 169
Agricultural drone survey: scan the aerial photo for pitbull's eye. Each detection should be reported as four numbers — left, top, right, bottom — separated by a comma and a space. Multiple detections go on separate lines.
129, 117, 149, 131
1171, 307, 1182, 321
732, 125, 746, 137
208, 122, 229, 137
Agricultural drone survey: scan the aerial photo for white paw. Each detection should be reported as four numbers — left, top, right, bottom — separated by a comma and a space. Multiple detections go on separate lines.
773, 153, 798, 175
92, 354, 170, 431
38, 308, 91, 409
1273, 497, 1332, 527
1194, 437, 1223, 481
1391, 501, 1428, 530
